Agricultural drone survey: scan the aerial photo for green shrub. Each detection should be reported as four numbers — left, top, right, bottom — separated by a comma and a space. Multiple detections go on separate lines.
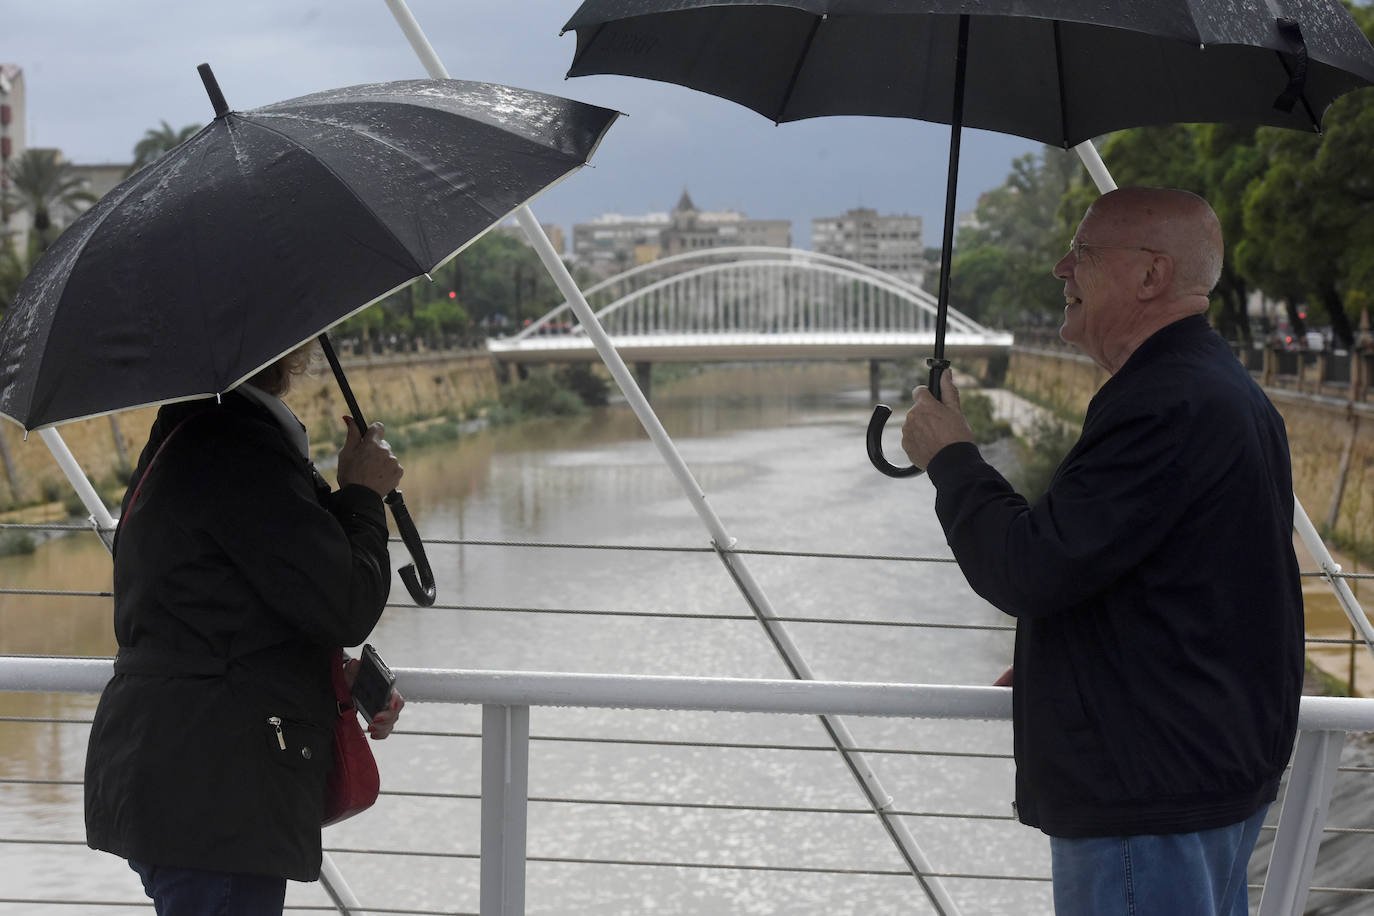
499, 370, 589, 420
555, 364, 609, 407
0, 530, 36, 557
961, 392, 1014, 445
1011, 415, 1078, 503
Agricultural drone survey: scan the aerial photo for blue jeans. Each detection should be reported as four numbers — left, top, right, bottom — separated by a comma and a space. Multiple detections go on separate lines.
129, 861, 287, 916
1050, 805, 1269, 916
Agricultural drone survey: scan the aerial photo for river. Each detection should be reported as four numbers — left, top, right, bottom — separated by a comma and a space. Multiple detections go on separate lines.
1, 361, 1364, 914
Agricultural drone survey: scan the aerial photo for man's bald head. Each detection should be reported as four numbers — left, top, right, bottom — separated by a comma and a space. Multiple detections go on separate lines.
1055, 188, 1225, 372
1085, 188, 1223, 298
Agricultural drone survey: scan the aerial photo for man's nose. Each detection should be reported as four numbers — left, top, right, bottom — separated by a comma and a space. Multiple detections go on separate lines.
1052, 252, 1073, 280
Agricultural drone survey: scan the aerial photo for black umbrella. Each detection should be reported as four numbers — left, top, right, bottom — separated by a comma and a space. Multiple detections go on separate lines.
561, 0, 1374, 475
0, 64, 619, 605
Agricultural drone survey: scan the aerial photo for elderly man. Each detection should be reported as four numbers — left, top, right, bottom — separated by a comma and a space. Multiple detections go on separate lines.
903, 188, 1303, 916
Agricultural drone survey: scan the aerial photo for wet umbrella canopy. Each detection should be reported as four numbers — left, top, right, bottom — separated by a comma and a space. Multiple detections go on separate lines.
563, 0, 1374, 475
0, 65, 618, 605
0, 70, 619, 431
563, 0, 1374, 141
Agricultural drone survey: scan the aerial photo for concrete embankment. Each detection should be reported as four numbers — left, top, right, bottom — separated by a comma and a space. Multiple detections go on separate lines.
0, 349, 500, 514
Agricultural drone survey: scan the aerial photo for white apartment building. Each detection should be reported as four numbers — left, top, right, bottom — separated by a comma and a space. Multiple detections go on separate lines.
1, 64, 28, 249
572, 190, 791, 278
811, 207, 925, 283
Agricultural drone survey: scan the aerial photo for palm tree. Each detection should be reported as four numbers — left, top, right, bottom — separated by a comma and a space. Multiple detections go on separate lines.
127, 120, 202, 176
0, 240, 34, 317
3, 149, 96, 251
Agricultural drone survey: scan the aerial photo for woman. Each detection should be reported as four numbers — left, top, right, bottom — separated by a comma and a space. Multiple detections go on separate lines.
85, 347, 404, 914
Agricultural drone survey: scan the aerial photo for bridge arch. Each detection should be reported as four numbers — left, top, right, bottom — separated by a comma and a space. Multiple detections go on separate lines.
510, 247, 994, 340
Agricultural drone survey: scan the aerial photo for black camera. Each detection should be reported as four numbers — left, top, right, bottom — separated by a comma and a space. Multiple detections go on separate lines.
350, 643, 396, 723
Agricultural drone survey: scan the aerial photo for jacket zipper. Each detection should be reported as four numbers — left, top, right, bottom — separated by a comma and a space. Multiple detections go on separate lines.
268, 716, 286, 750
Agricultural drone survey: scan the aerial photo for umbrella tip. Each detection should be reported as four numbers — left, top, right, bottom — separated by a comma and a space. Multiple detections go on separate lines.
197, 63, 230, 119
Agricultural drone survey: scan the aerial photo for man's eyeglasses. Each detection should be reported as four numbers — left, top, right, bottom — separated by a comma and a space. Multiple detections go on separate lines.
1067, 239, 1165, 259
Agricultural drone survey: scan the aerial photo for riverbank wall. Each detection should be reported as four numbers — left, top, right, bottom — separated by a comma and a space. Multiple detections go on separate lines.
5, 344, 1371, 546
0, 349, 500, 514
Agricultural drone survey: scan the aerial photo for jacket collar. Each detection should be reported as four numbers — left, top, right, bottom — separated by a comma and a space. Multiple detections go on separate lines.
235, 383, 309, 460
1114, 314, 1212, 379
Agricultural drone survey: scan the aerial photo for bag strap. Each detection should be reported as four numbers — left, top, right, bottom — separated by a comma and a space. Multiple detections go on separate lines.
330, 647, 356, 714
117, 411, 206, 538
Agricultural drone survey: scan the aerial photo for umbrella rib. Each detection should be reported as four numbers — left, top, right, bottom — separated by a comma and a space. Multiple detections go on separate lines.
566, 22, 606, 73
1052, 20, 1070, 146
774, 14, 823, 123
233, 115, 432, 275
12, 144, 210, 430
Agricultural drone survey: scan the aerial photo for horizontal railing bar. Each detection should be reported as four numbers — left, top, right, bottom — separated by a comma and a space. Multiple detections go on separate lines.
0, 899, 151, 909
330, 846, 927, 877
527, 733, 1014, 758
327, 846, 477, 860
283, 908, 474, 915
0, 584, 1355, 645
285, 907, 471, 915
0, 902, 467, 916
0, 778, 81, 787
0, 716, 93, 724
526, 854, 911, 876
6, 659, 1374, 731
381, 788, 1016, 821
383, 603, 1014, 631
386, 536, 958, 565
0, 587, 111, 598
11, 523, 1369, 586
0, 777, 1017, 823
0, 522, 98, 532
392, 729, 1014, 758
380, 535, 1374, 581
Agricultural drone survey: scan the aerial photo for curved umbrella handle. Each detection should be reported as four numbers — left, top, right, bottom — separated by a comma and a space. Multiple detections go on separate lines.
866, 405, 923, 478
384, 490, 437, 607
866, 358, 949, 478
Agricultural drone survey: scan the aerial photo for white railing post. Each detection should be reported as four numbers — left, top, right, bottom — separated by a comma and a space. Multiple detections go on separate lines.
37, 428, 117, 553
481, 704, 529, 916
320, 851, 371, 915
1293, 497, 1374, 655
1257, 729, 1345, 916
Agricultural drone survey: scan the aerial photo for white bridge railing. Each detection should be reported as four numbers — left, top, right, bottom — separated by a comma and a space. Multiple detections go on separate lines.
1, 656, 1370, 915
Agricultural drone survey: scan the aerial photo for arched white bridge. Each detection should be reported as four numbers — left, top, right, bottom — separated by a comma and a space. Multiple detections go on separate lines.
486, 246, 1013, 365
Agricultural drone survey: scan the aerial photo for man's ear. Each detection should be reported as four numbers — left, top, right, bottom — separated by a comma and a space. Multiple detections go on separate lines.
1137, 254, 1173, 302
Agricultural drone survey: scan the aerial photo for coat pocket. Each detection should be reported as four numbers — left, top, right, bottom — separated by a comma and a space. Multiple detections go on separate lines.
261, 714, 332, 774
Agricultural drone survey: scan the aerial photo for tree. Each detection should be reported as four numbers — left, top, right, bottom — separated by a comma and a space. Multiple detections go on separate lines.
439, 232, 561, 324
128, 121, 202, 176
0, 240, 35, 318
2, 149, 96, 251
1092, 123, 1262, 343
949, 146, 1083, 326
1238, 88, 1374, 349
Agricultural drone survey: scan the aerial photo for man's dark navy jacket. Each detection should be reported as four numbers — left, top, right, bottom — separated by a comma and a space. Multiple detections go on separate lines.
928, 315, 1303, 837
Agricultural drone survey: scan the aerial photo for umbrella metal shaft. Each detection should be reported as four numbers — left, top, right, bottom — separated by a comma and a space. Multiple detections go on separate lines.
932, 14, 970, 365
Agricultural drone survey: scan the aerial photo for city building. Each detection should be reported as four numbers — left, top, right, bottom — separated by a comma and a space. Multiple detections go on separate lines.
572, 190, 791, 278
811, 207, 926, 283
494, 219, 565, 254
1, 64, 28, 249
658, 189, 791, 257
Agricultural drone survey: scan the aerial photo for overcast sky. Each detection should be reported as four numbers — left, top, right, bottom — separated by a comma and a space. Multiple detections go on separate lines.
2, 0, 1044, 248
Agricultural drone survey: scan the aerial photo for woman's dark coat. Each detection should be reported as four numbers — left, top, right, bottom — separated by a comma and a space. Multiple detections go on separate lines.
927, 316, 1303, 838
85, 393, 390, 880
